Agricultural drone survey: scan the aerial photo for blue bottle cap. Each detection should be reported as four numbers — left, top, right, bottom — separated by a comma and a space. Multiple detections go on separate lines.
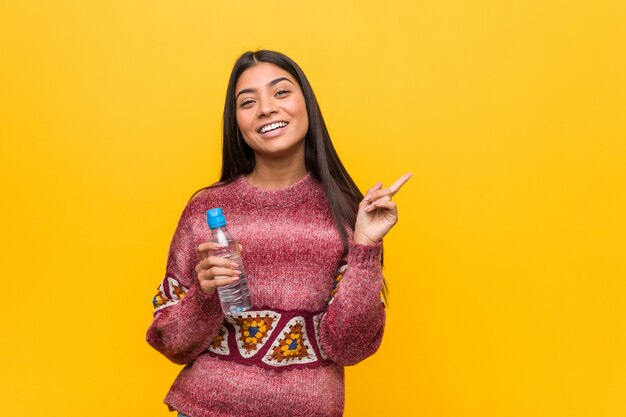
206, 208, 226, 229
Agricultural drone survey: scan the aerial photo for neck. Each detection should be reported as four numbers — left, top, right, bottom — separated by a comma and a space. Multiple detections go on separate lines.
246, 152, 307, 190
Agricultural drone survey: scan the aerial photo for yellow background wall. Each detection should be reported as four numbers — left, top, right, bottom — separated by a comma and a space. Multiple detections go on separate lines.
1, 1, 625, 416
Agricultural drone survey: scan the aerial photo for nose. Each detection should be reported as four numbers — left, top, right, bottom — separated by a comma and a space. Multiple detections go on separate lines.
257, 96, 278, 118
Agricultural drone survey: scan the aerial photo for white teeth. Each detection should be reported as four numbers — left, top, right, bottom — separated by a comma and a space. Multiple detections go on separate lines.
260, 122, 287, 133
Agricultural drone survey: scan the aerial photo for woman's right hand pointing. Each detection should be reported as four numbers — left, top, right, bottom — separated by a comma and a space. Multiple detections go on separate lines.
353, 173, 412, 245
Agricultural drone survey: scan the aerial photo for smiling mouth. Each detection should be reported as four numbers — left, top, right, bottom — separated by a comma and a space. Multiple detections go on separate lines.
258, 121, 289, 134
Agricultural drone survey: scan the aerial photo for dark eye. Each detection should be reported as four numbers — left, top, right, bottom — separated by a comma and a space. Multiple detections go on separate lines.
239, 99, 254, 108
276, 89, 290, 96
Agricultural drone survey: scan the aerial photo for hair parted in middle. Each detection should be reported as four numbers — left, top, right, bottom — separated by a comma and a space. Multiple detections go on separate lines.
220, 50, 364, 251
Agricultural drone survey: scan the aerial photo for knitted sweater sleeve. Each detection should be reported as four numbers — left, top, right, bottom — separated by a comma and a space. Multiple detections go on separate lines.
318, 237, 386, 366
145, 199, 224, 365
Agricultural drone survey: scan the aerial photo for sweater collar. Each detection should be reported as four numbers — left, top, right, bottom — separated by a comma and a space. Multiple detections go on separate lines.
229, 172, 320, 208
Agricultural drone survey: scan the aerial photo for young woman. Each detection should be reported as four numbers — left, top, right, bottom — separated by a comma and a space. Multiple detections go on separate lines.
146, 50, 411, 417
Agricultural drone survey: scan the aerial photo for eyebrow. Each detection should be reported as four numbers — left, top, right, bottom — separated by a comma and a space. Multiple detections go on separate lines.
236, 77, 294, 99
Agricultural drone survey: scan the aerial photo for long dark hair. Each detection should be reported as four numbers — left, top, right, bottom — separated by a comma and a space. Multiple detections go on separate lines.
198, 50, 387, 302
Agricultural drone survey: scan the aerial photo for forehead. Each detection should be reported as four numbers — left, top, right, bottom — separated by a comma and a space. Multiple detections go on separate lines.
235, 62, 297, 90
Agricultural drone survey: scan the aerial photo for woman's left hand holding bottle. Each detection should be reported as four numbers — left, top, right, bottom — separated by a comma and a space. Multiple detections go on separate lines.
194, 242, 243, 294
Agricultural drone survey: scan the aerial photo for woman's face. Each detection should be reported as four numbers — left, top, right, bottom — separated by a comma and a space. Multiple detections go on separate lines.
235, 63, 309, 160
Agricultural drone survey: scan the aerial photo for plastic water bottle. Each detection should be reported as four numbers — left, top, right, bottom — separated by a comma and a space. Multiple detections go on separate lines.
206, 208, 252, 314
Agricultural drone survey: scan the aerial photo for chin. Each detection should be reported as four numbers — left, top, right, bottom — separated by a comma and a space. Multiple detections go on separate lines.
252, 139, 305, 158
259, 144, 304, 159
259, 149, 297, 159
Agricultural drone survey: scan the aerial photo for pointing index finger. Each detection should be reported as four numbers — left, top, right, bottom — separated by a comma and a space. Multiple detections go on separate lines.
389, 173, 413, 196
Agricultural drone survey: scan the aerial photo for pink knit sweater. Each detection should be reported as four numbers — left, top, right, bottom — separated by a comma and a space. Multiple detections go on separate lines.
146, 173, 385, 417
